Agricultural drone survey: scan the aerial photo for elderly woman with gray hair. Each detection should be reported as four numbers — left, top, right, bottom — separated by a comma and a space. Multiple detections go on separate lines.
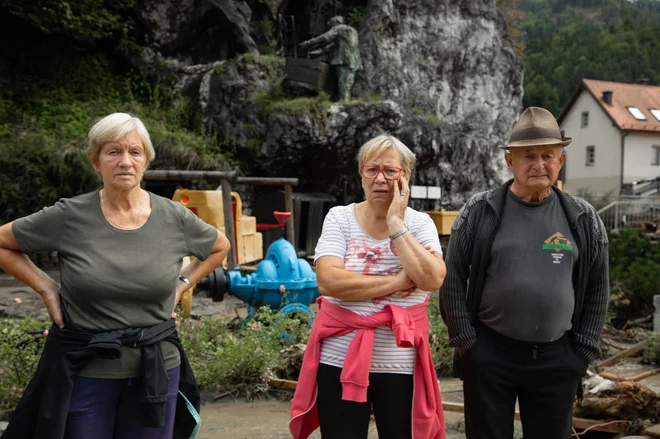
289, 135, 447, 439
0, 113, 230, 439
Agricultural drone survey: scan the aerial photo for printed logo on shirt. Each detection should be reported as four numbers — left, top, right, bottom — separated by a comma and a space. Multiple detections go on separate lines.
543, 232, 573, 264
542, 232, 573, 251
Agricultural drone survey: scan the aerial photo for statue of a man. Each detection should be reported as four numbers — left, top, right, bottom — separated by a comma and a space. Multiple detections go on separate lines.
299, 16, 362, 101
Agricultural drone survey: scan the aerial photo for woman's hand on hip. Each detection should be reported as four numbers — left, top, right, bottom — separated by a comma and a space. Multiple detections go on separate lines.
38, 278, 63, 329
387, 175, 410, 233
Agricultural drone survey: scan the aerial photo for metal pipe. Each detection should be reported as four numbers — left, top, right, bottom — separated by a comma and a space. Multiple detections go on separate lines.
221, 179, 238, 270
236, 177, 299, 186
620, 132, 628, 190
285, 184, 296, 248
143, 170, 238, 181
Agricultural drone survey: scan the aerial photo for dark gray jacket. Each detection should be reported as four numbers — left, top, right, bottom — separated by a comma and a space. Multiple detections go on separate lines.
439, 180, 609, 378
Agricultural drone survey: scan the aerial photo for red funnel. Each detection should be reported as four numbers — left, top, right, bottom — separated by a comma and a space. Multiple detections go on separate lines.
273, 211, 291, 227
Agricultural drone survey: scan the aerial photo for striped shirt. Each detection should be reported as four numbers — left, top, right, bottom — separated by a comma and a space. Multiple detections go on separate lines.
314, 204, 442, 374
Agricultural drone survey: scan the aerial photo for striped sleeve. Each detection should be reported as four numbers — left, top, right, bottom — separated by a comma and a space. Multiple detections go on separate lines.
410, 212, 442, 255
314, 208, 348, 262
439, 199, 479, 362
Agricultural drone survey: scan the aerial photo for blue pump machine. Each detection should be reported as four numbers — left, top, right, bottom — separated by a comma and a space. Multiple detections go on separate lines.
196, 211, 320, 319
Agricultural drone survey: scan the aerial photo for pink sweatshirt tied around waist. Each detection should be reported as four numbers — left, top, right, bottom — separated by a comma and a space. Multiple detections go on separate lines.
289, 296, 445, 439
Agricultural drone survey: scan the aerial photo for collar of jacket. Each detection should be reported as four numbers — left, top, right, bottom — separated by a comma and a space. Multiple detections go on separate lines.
485, 179, 588, 227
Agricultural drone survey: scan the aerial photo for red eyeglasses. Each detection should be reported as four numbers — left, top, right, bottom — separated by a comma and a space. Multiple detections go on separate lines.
360, 166, 404, 180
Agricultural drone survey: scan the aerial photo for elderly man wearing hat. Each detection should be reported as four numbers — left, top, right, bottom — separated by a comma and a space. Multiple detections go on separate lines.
440, 107, 609, 438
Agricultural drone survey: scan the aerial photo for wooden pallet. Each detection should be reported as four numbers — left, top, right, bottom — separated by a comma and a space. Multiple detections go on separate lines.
268, 378, 660, 436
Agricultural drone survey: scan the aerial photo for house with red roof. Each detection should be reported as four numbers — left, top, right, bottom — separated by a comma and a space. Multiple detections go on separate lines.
558, 79, 660, 195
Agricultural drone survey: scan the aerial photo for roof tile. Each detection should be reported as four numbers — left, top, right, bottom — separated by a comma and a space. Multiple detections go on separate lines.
583, 79, 660, 132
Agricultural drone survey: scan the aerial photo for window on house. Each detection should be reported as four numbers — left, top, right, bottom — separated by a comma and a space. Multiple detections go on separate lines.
650, 109, 660, 121
586, 145, 595, 166
653, 145, 660, 166
581, 111, 589, 128
627, 106, 647, 121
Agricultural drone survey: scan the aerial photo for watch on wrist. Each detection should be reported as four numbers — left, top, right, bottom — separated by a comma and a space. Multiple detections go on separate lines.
178, 275, 193, 290
389, 226, 409, 241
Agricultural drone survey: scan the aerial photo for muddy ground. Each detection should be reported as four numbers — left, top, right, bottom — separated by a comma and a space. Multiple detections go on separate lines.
2, 272, 660, 438
0, 272, 498, 438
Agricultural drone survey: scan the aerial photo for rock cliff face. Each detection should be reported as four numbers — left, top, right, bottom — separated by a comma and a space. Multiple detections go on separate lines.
356, 0, 524, 198
136, 0, 523, 206
135, 0, 259, 64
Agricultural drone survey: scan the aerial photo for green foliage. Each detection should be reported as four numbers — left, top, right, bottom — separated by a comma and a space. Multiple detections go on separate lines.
428, 293, 454, 377
257, 77, 286, 105
213, 63, 225, 74
261, 93, 332, 117
340, 94, 383, 105
254, 18, 278, 54
0, 318, 50, 420
1, 0, 134, 41
242, 53, 285, 70
0, 131, 100, 224
608, 229, 660, 324
246, 138, 265, 149
347, 5, 366, 28
179, 307, 310, 400
425, 114, 441, 129
256, 76, 332, 117
519, 0, 660, 114
644, 332, 660, 366
0, 89, 232, 223
411, 108, 441, 129
496, 0, 527, 55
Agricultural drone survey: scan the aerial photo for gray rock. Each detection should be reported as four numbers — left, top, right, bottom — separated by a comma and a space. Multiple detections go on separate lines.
135, 0, 523, 206
136, 0, 258, 64
355, 0, 524, 193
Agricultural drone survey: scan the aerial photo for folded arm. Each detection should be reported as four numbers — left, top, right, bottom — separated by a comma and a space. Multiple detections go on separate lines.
316, 256, 413, 301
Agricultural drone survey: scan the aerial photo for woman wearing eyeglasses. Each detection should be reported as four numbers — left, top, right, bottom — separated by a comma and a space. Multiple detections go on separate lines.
290, 135, 447, 439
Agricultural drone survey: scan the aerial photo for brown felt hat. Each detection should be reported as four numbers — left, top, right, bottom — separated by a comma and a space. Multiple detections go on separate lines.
501, 107, 572, 149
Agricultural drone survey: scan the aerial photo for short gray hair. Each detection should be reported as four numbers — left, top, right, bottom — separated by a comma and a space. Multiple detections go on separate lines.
357, 134, 416, 176
87, 113, 155, 166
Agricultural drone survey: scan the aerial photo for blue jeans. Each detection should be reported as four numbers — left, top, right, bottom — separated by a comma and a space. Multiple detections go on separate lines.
64, 366, 180, 439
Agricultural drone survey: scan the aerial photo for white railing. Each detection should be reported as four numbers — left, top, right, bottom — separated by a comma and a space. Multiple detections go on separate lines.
596, 196, 660, 231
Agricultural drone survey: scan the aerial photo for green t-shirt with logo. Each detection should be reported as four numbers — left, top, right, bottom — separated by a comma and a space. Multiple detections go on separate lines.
478, 189, 579, 343
12, 190, 218, 378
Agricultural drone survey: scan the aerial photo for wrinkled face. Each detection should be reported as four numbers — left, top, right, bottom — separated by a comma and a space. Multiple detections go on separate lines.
93, 130, 147, 191
360, 149, 406, 203
505, 145, 566, 193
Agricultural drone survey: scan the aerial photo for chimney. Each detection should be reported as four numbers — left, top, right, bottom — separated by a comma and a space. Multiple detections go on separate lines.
602, 91, 613, 106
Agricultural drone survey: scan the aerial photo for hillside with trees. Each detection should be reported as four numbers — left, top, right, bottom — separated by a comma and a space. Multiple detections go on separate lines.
519, 0, 660, 114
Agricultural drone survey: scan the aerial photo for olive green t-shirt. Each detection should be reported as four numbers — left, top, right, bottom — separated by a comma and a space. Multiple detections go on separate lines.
12, 190, 218, 378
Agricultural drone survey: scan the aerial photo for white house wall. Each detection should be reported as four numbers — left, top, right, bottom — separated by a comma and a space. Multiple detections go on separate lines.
560, 90, 621, 195
623, 132, 660, 183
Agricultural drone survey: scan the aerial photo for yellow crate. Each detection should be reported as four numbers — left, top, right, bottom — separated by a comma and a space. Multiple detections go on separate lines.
242, 233, 261, 264
240, 216, 257, 234
172, 189, 263, 264
427, 209, 459, 235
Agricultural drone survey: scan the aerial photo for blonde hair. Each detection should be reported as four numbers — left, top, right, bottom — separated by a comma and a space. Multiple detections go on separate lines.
87, 113, 155, 166
357, 134, 416, 175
